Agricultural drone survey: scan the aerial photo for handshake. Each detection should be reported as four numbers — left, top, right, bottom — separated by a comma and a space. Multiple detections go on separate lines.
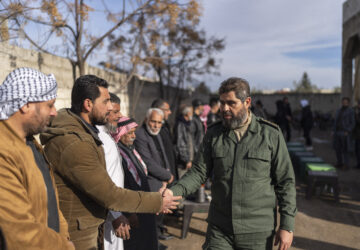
158, 183, 182, 214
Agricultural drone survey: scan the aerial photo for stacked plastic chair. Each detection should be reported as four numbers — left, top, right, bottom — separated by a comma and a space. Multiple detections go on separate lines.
286, 141, 339, 202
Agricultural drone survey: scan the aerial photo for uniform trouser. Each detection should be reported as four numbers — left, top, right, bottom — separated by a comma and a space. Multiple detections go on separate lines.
203, 223, 274, 250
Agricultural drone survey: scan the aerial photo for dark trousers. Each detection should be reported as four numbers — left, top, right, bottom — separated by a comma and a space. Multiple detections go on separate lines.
303, 128, 312, 146
355, 139, 360, 168
156, 213, 164, 236
285, 122, 291, 142
334, 132, 349, 167
202, 223, 274, 250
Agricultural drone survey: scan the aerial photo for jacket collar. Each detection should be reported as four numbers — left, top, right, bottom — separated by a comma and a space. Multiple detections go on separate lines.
0, 120, 25, 143
67, 109, 103, 145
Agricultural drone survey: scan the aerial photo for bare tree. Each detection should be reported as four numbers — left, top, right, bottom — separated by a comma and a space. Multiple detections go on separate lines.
105, 0, 225, 107
0, 0, 163, 79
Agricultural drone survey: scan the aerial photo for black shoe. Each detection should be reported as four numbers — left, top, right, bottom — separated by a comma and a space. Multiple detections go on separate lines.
158, 233, 174, 241
158, 242, 168, 250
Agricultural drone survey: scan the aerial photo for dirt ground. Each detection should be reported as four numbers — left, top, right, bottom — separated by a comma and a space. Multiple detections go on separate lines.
160, 128, 360, 250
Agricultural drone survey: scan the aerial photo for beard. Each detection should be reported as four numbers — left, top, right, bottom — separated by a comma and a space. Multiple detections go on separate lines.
90, 110, 109, 126
146, 123, 160, 136
105, 122, 117, 133
221, 107, 248, 129
25, 123, 48, 136
25, 105, 51, 136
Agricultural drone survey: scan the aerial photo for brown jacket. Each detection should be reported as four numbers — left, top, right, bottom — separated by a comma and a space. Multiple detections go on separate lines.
40, 109, 162, 238
0, 120, 73, 250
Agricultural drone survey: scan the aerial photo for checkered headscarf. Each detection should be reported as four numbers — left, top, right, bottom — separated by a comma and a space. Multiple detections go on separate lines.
0, 67, 58, 120
111, 117, 138, 143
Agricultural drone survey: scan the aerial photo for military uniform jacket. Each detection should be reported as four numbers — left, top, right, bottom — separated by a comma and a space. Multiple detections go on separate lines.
171, 114, 297, 234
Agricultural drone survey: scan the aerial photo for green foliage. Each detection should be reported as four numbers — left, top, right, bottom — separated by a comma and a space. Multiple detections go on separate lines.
293, 72, 318, 93
333, 86, 341, 93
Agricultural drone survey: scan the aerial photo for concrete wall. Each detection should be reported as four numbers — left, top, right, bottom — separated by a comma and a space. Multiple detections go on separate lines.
0, 42, 130, 116
342, 0, 360, 102
252, 93, 341, 117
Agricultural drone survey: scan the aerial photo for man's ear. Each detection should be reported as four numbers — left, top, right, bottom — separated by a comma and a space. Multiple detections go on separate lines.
18, 103, 31, 114
83, 99, 93, 113
245, 97, 252, 109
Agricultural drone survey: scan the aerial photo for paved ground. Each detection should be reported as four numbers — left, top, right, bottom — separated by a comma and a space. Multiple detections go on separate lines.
160, 128, 360, 250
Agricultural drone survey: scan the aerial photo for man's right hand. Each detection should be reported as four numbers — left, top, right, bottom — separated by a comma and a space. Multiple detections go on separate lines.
112, 215, 131, 240
160, 189, 181, 214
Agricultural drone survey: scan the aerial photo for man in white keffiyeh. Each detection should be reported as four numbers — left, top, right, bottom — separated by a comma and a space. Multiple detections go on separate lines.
0, 67, 57, 121
0, 67, 75, 249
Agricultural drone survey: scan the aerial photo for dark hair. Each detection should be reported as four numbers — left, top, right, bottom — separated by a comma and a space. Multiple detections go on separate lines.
71, 75, 109, 114
110, 93, 121, 104
151, 98, 167, 108
192, 99, 203, 108
209, 97, 219, 107
256, 100, 263, 107
218, 77, 250, 102
342, 97, 350, 102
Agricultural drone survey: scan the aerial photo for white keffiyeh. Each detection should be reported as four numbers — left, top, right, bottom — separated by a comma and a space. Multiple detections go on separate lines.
0, 67, 58, 120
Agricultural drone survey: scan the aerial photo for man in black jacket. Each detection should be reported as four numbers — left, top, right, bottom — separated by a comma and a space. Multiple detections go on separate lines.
191, 99, 205, 154
134, 108, 174, 242
151, 99, 178, 180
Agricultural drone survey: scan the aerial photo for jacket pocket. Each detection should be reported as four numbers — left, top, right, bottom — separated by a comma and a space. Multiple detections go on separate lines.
212, 146, 231, 179
77, 216, 102, 230
246, 148, 271, 177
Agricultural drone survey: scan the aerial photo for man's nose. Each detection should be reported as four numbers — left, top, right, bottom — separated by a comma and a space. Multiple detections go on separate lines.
221, 104, 230, 112
108, 101, 113, 111
51, 106, 57, 116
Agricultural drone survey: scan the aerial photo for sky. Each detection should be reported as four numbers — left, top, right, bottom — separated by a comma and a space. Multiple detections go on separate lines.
200, 0, 345, 91
9, 0, 346, 92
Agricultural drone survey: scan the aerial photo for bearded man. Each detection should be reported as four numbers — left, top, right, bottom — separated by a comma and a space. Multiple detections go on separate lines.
0, 67, 74, 249
134, 108, 174, 244
166, 77, 297, 250
41, 76, 180, 249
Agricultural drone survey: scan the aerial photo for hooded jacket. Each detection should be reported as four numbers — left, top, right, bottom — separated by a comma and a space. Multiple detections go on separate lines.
40, 109, 162, 237
0, 120, 73, 250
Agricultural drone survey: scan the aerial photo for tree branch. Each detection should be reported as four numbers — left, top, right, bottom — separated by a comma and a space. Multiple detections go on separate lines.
83, 0, 152, 62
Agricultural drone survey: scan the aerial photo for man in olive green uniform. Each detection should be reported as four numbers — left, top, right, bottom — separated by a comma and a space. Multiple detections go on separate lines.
167, 77, 296, 250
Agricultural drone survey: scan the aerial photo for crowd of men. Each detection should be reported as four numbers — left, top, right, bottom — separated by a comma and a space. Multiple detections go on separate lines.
0, 67, 296, 250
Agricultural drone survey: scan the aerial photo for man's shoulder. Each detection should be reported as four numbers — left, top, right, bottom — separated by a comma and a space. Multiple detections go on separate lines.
206, 120, 224, 137
135, 124, 147, 137
255, 117, 281, 133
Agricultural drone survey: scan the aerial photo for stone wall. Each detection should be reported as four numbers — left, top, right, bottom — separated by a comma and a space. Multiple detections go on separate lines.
0, 43, 130, 116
